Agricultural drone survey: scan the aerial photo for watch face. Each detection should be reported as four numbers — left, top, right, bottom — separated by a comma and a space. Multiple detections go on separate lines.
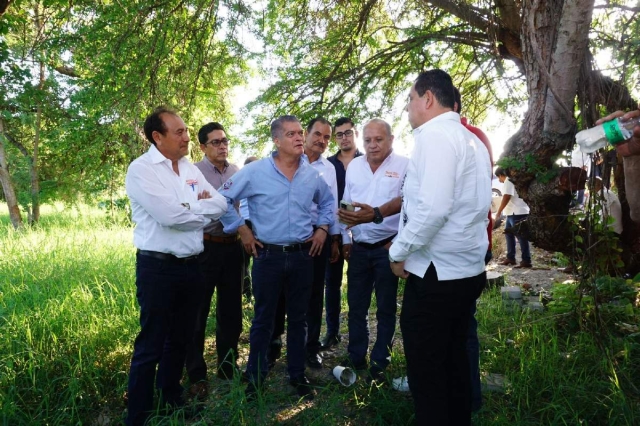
373, 208, 383, 224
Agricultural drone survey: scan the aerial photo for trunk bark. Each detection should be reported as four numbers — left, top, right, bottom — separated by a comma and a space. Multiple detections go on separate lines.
30, 4, 44, 225
0, 119, 23, 229
501, 0, 596, 253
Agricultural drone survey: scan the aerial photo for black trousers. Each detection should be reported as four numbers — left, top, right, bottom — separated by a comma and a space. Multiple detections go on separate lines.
185, 240, 244, 381
271, 239, 330, 355
400, 263, 485, 426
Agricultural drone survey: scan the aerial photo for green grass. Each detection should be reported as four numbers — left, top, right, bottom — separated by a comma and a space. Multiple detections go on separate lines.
0, 204, 638, 425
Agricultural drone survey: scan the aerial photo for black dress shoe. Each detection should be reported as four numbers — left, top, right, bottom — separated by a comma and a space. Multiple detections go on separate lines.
245, 381, 261, 401
306, 352, 323, 369
366, 365, 385, 386
320, 334, 341, 350
289, 375, 315, 400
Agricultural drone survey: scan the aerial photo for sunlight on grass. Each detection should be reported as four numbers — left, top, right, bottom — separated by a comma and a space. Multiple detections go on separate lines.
0, 204, 638, 425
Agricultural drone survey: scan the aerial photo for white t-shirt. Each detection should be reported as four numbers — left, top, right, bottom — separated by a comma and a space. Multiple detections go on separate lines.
502, 178, 530, 216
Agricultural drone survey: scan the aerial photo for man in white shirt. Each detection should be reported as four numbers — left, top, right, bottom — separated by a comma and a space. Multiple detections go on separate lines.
339, 118, 409, 383
494, 167, 532, 268
389, 70, 491, 425
125, 107, 227, 426
591, 176, 623, 234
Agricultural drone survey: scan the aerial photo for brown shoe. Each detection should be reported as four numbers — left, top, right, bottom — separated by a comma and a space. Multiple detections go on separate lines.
514, 261, 532, 268
188, 381, 209, 402
499, 258, 516, 266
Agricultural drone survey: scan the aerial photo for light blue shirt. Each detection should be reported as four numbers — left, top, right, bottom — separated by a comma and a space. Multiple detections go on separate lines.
218, 151, 335, 245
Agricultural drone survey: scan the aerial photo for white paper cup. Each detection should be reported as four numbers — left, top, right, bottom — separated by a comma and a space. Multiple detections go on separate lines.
332, 365, 356, 386
392, 376, 410, 392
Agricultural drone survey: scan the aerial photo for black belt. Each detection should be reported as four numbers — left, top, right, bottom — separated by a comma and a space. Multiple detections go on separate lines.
354, 234, 396, 250
137, 249, 199, 263
260, 242, 313, 253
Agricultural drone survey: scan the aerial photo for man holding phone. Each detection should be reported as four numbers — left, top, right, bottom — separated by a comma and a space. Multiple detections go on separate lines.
337, 118, 408, 383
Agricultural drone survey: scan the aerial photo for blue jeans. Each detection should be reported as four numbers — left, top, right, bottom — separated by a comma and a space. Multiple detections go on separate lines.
346, 243, 399, 369
246, 247, 313, 383
126, 254, 204, 426
506, 214, 531, 263
324, 247, 345, 337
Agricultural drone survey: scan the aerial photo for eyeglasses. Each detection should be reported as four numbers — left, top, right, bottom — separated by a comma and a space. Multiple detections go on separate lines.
205, 138, 230, 147
335, 129, 354, 139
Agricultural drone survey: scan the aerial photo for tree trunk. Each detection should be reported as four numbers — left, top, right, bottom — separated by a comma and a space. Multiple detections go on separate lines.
30, 4, 44, 225
0, 119, 23, 229
501, 0, 595, 253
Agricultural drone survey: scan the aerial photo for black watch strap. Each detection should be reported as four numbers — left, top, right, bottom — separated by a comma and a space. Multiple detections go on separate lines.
373, 207, 383, 224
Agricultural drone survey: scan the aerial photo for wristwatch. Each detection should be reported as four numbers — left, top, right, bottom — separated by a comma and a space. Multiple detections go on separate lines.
372, 207, 383, 224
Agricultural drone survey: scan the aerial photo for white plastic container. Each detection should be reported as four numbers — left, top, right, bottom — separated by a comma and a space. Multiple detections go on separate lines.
576, 117, 640, 153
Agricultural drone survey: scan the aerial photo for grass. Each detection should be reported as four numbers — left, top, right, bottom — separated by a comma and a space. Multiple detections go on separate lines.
0, 204, 638, 425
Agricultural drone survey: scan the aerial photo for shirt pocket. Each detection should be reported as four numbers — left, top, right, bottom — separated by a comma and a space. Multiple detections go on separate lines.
375, 175, 402, 200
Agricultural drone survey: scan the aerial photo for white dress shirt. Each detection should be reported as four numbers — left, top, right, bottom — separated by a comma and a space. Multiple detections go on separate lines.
126, 145, 228, 257
342, 152, 409, 244
389, 112, 492, 280
588, 188, 623, 234
502, 178, 530, 216
305, 154, 340, 235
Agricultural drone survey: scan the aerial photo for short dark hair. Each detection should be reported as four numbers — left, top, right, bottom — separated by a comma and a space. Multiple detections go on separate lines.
495, 167, 507, 177
270, 115, 300, 139
244, 156, 258, 165
143, 106, 177, 145
334, 117, 355, 129
306, 117, 331, 133
414, 69, 456, 109
453, 87, 462, 114
197, 122, 226, 145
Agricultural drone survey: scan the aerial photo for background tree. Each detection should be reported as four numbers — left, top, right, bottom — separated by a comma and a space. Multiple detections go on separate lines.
0, 0, 251, 226
249, 0, 639, 263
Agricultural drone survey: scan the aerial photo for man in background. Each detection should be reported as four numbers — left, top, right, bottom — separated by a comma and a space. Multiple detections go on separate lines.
240, 155, 258, 298
185, 122, 244, 402
322, 117, 363, 350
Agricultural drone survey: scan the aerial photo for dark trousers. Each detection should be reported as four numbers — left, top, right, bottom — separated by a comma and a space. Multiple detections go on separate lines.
306, 240, 330, 355
506, 214, 531, 263
400, 263, 485, 426
246, 247, 313, 383
185, 240, 243, 382
324, 247, 345, 337
347, 243, 399, 369
271, 240, 330, 353
126, 254, 204, 426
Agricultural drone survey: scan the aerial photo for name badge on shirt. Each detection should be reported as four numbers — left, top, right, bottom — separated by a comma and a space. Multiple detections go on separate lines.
385, 171, 400, 178
186, 179, 198, 191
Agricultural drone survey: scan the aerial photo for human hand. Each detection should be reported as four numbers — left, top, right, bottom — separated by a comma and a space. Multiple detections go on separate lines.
305, 228, 328, 256
238, 224, 262, 256
330, 240, 340, 263
390, 261, 409, 279
342, 244, 352, 261
596, 107, 640, 157
338, 202, 375, 228
198, 190, 211, 200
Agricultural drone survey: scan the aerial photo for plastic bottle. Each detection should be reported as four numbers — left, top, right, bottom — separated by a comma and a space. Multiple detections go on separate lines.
576, 116, 640, 153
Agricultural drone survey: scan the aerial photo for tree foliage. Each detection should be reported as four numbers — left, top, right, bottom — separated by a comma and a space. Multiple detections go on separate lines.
0, 0, 251, 223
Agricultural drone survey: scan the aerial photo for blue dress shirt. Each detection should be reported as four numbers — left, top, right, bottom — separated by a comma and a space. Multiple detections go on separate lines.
218, 151, 335, 245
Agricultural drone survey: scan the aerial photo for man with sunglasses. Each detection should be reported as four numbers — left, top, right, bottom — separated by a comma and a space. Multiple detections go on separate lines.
185, 122, 243, 400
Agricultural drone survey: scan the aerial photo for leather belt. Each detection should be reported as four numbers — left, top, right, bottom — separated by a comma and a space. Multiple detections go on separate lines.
260, 242, 313, 253
354, 234, 396, 250
203, 233, 239, 244
137, 249, 199, 263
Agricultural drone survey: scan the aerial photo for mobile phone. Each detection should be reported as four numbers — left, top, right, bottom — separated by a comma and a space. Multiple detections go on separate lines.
340, 200, 355, 211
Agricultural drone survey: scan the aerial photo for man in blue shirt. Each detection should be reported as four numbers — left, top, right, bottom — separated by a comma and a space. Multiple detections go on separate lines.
218, 115, 335, 400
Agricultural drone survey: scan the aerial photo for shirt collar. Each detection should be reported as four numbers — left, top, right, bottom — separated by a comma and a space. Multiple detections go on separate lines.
148, 144, 187, 165
302, 153, 327, 166
413, 111, 461, 136
205, 156, 229, 173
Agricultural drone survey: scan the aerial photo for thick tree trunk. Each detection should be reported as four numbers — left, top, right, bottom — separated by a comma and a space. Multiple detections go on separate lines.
501, 0, 595, 253
0, 119, 23, 229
